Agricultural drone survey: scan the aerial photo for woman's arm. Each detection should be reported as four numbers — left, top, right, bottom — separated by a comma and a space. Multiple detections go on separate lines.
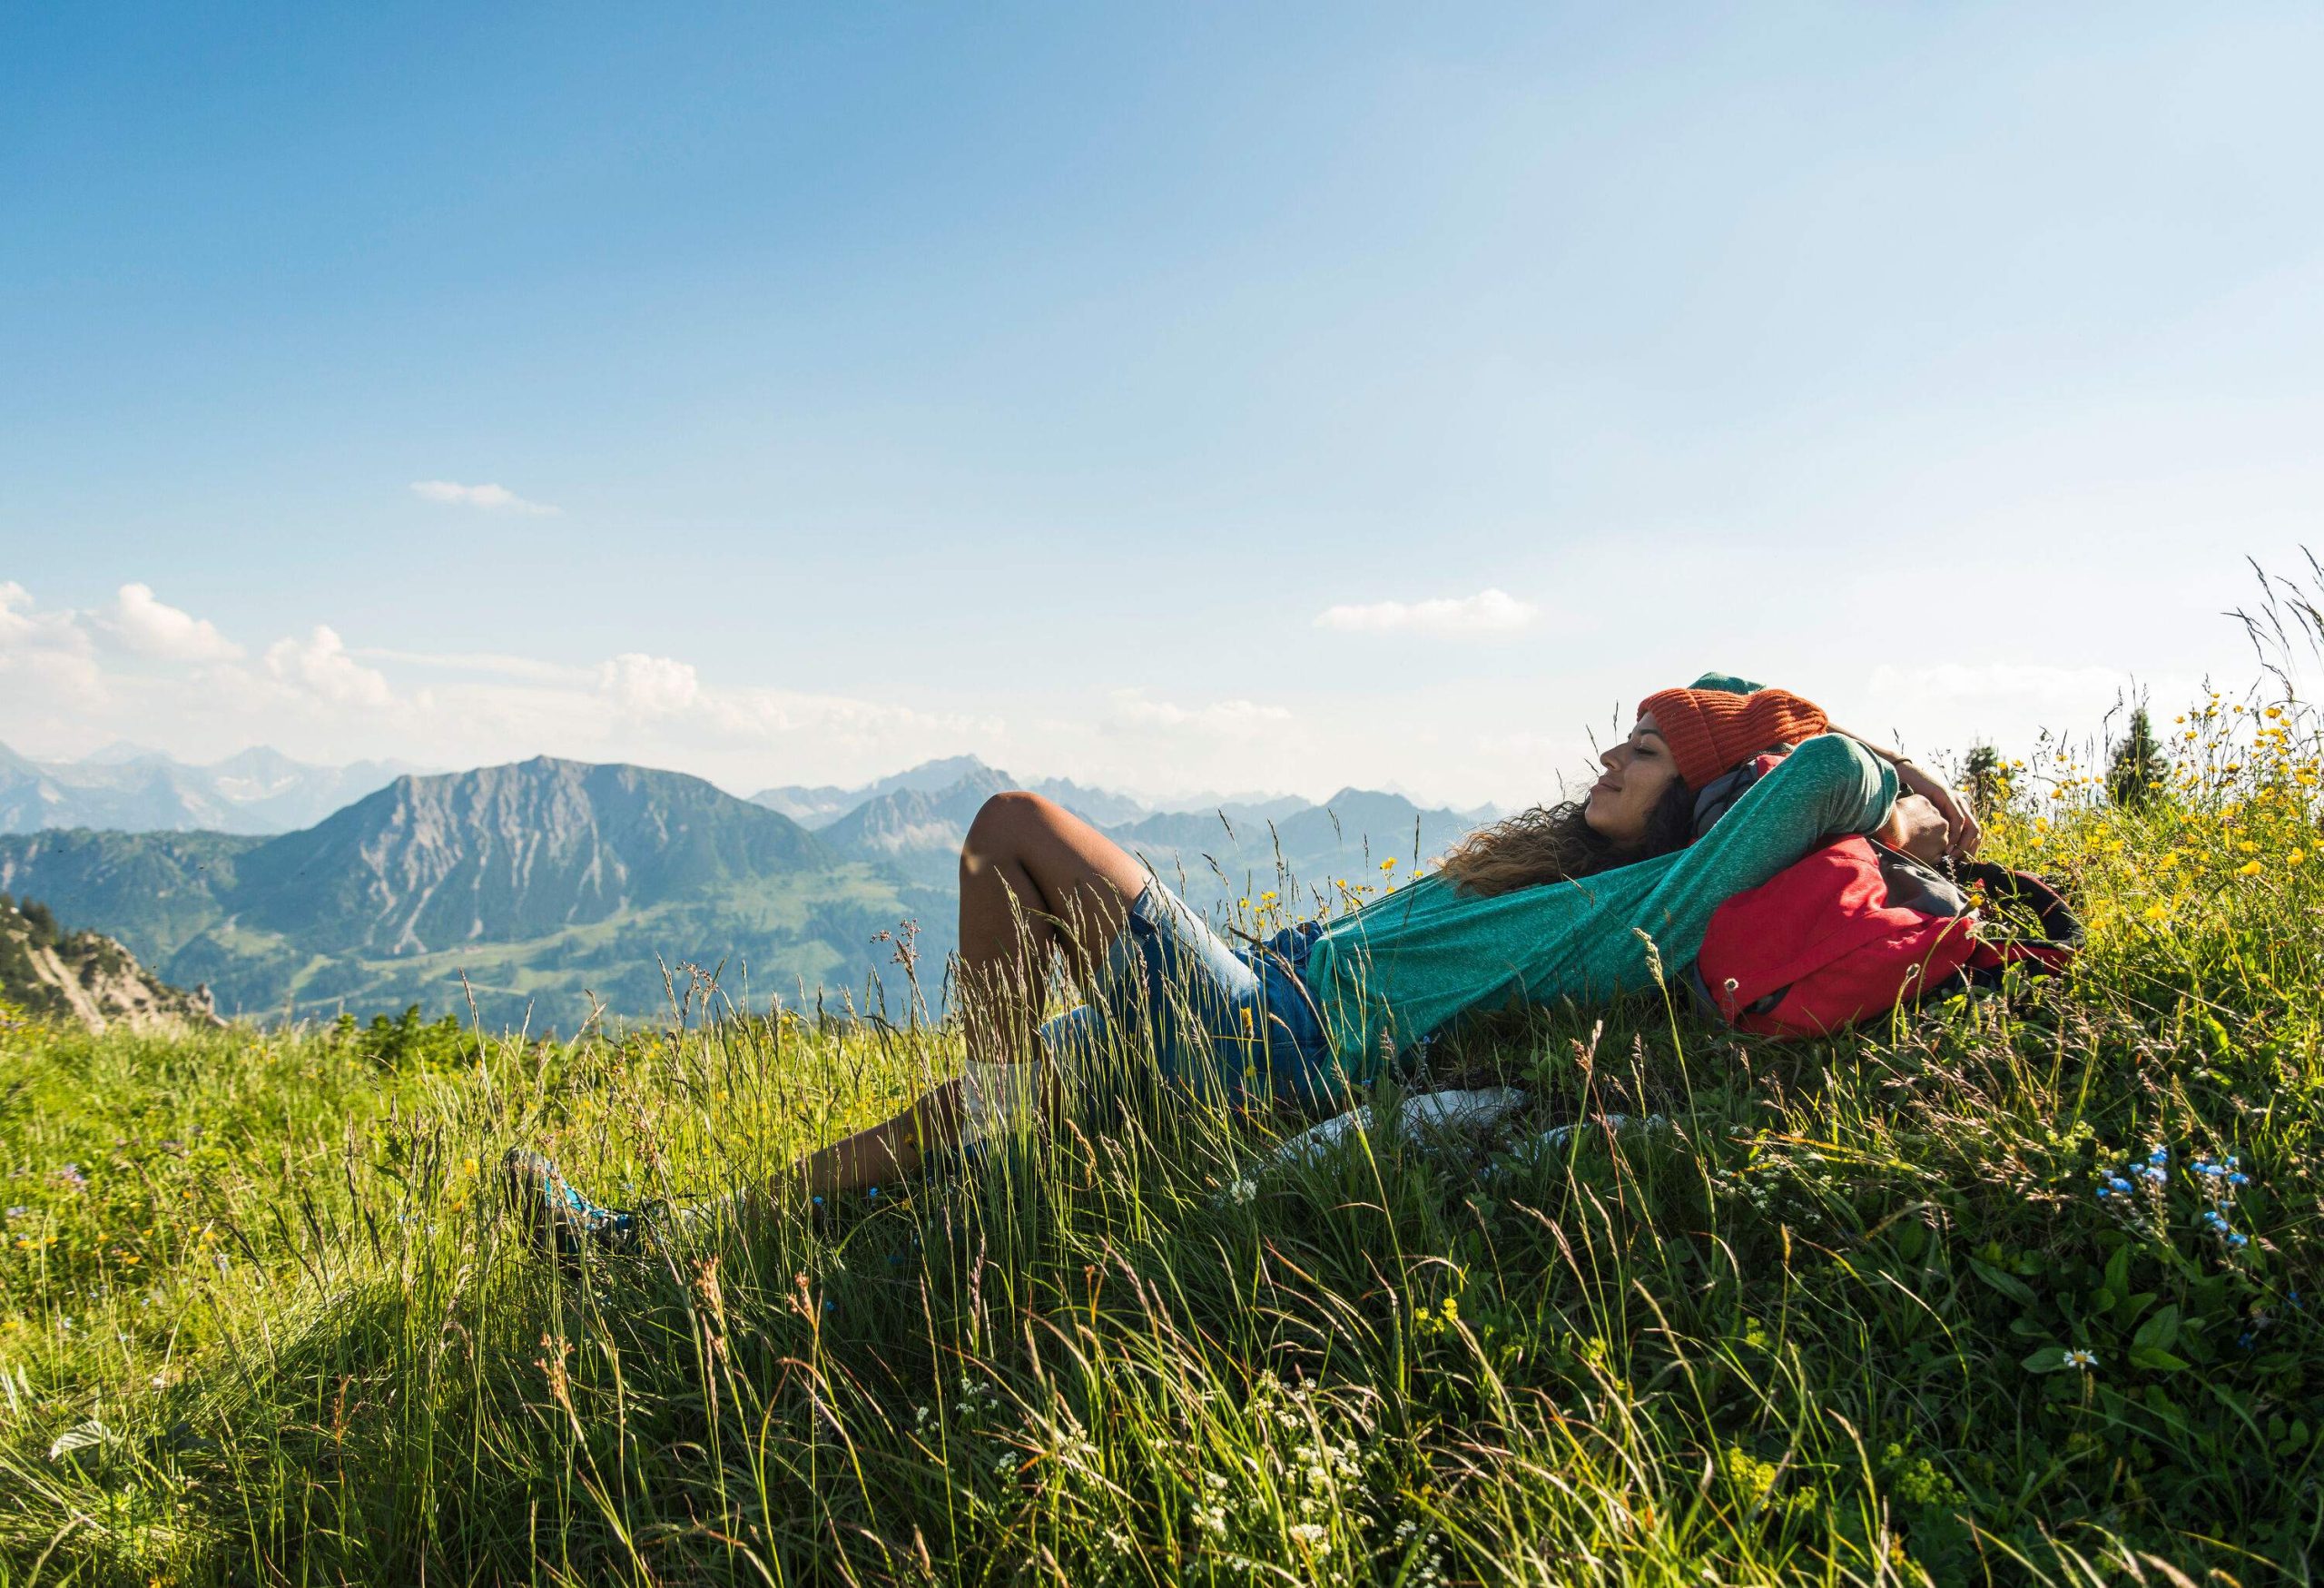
1613, 733, 1898, 976
1825, 720, 1980, 858
1561, 735, 1905, 995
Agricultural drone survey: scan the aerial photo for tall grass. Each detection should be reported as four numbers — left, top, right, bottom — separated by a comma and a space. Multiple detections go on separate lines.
6, 597, 2324, 1583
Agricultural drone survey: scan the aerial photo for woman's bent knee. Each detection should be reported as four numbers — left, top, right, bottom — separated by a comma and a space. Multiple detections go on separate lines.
964, 789, 1059, 861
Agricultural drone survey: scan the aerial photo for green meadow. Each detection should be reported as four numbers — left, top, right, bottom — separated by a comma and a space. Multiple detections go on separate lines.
4, 672, 2320, 1584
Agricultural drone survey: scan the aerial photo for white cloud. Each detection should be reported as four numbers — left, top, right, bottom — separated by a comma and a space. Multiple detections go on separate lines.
1105, 689, 1293, 739
265, 626, 395, 709
1313, 588, 1537, 636
1866, 662, 2149, 709
96, 582, 244, 664
355, 646, 595, 685
0, 581, 91, 658
0, 581, 105, 707
598, 652, 702, 716
409, 479, 560, 516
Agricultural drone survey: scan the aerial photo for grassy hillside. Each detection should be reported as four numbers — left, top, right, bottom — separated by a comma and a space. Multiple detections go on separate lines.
1, 685, 2319, 1584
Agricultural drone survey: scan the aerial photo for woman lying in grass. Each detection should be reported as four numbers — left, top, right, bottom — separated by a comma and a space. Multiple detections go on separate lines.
507, 672, 1975, 1253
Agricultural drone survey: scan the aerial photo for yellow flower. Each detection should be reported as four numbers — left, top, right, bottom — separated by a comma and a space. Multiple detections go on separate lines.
2240, 840, 2260, 854
2239, 861, 2263, 877
1379, 858, 1396, 872
2291, 850, 2307, 867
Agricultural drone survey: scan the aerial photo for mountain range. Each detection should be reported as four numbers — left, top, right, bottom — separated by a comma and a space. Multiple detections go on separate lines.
0, 750, 1506, 1028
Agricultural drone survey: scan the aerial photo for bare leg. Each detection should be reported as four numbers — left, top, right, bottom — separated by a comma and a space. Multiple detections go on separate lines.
773, 793, 1148, 1203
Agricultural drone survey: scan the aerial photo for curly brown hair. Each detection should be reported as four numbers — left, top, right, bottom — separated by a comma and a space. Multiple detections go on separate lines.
1436, 778, 1697, 898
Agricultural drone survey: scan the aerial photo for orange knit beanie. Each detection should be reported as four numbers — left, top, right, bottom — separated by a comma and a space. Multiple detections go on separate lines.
1636, 686, 1828, 791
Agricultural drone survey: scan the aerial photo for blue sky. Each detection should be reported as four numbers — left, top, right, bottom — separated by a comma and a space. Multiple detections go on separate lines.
6, 4, 2324, 806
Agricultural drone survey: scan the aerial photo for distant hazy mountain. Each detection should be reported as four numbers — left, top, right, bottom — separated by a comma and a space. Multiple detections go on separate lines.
820, 764, 1016, 889
0, 742, 419, 835
752, 755, 1185, 834
1109, 788, 1488, 915
751, 755, 995, 827
1022, 775, 1152, 827
0, 757, 943, 1028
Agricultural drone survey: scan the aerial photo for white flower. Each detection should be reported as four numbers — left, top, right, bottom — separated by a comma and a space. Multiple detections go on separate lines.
1288, 1522, 1330, 1554
2063, 1347, 2098, 1370
1227, 1178, 1257, 1205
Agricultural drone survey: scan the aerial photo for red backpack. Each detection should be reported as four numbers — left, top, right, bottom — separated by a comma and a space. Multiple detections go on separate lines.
1683, 754, 2081, 1040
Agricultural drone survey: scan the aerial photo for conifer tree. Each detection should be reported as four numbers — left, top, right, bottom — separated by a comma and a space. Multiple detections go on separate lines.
1963, 744, 2004, 819
2107, 706, 2168, 809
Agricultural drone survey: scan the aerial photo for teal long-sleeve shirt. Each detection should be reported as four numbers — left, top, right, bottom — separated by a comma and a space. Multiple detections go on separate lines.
1296, 731, 1899, 1071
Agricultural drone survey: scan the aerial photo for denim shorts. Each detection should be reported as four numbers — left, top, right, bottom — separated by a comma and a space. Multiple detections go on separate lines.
1036, 880, 1346, 1112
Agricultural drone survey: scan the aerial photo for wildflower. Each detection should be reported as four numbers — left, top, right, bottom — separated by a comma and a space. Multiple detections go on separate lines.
2062, 1348, 2097, 1370
54, 1163, 86, 1192
1288, 1522, 1329, 1553
1226, 1178, 1256, 1205
2239, 861, 2264, 877
2230, 1232, 2250, 1248
3, 1206, 24, 1219
2149, 1147, 2169, 1165
866, 1186, 880, 1201
2230, 1171, 2250, 1186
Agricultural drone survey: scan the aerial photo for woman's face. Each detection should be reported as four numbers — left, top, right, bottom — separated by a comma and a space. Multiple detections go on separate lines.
1585, 713, 1684, 847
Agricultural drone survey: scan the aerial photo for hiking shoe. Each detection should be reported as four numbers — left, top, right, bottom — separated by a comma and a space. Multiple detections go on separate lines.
501, 1148, 637, 1258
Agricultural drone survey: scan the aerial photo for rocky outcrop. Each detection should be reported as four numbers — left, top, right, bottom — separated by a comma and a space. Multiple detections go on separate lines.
0, 897, 222, 1033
